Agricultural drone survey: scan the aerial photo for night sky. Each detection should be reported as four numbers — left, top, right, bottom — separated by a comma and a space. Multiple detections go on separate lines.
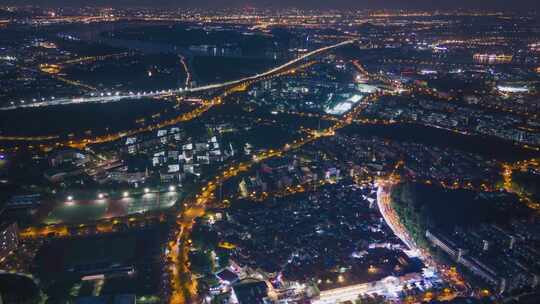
2, 0, 539, 10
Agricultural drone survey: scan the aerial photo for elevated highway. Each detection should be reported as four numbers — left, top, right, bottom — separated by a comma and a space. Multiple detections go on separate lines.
0, 40, 356, 111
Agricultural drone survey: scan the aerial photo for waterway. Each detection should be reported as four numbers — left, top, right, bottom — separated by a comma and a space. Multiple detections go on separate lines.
0, 98, 176, 137
343, 123, 540, 161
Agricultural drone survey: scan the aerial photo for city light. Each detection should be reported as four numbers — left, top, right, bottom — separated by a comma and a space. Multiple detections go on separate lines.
4, 9, 540, 304
496, 85, 529, 93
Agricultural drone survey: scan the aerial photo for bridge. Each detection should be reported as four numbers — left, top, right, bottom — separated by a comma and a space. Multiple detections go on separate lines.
0, 40, 356, 111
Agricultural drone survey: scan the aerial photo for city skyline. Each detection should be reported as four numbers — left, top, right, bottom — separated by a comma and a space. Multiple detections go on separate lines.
2, 0, 540, 10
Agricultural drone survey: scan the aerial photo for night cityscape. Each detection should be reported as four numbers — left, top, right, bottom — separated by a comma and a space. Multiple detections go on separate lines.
0, 1, 539, 304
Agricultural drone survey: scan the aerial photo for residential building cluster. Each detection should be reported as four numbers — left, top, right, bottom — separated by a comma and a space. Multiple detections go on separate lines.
362, 95, 540, 147
209, 181, 428, 296
426, 218, 540, 295
320, 134, 500, 188
121, 125, 232, 184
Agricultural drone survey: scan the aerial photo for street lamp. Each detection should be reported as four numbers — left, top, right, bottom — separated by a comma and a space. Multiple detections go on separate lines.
144, 188, 150, 194
169, 185, 176, 192
123, 191, 129, 198
98, 193, 105, 199
67, 195, 73, 201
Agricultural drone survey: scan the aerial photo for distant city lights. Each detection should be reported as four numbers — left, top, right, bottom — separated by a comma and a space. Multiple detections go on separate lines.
473, 53, 513, 64
497, 85, 529, 93
419, 69, 437, 75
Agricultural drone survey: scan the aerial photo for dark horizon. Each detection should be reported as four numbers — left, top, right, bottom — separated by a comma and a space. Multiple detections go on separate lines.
1, 0, 539, 11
